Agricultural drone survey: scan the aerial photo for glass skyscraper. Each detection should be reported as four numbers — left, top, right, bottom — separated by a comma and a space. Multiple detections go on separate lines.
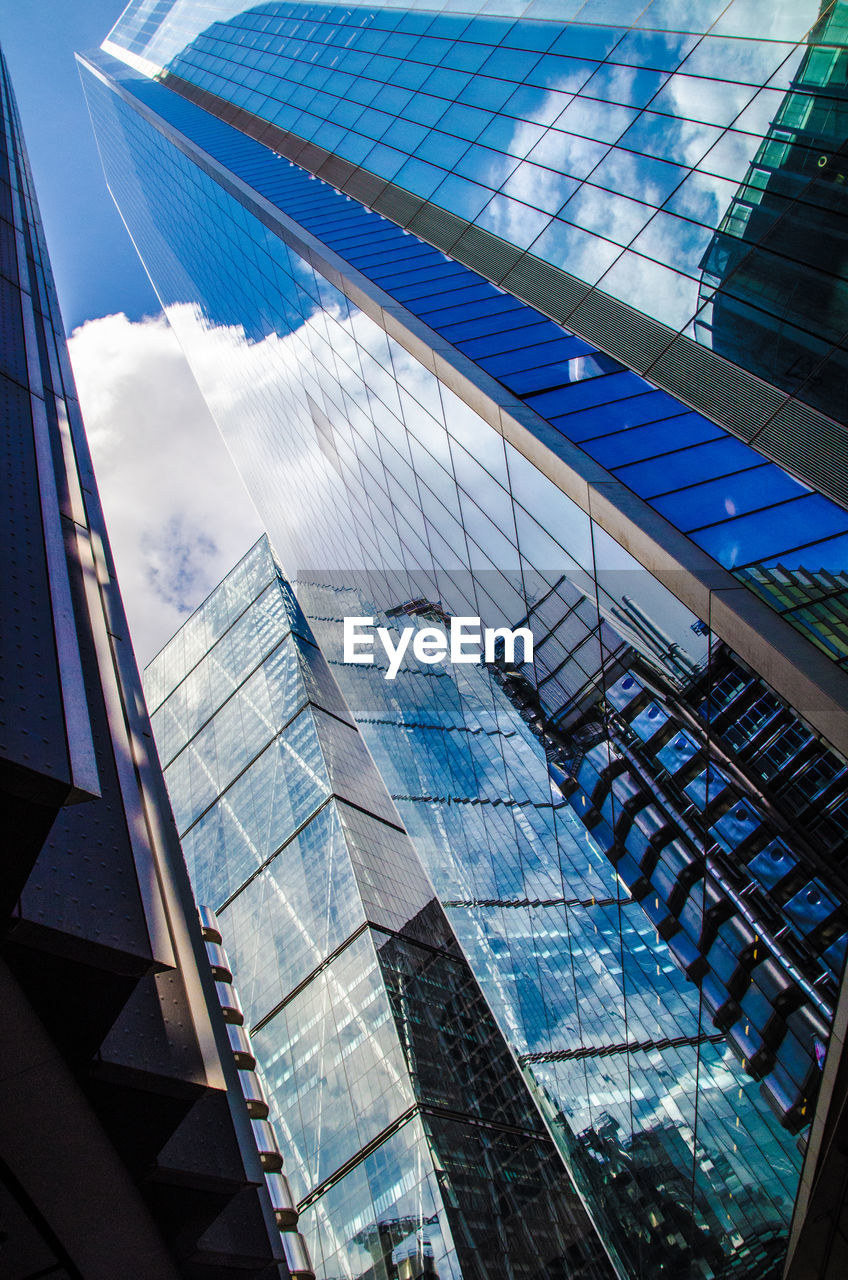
80, 4, 848, 1278
146, 533, 614, 1280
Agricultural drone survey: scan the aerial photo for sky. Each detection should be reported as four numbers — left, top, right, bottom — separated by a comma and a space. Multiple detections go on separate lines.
1, 1, 159, 329
1, 2, 263, 664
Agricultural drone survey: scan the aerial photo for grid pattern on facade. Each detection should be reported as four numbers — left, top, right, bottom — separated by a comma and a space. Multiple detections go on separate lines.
91, 53, 848, 676
108, 0, 848, 453
83, 18, 848, 1279
147, 537, 613, 1280
88, 74, 818, 1278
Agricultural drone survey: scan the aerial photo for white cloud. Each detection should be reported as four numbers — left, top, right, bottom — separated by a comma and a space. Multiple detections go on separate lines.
68, 312, 263, 666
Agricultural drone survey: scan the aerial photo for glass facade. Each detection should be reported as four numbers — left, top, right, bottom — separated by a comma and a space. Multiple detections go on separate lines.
83, 7, 848, 1278
82, 42, 848, 673
147, 535, 613, 1280
102, 0, 848, 501
297, 577, 844, 1279
698, 1, 848, 422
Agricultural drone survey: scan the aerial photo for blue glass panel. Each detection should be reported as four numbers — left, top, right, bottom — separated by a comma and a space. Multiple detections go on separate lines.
693, 497, 848, 568
526, 369, 645, 417
552, 392, 687, 442
759, 531, 848, 573
502, 352, 618, 396
584, 416, 726, 466
613, 438, 769, 497
412, 280, 499, 309
440, 307, 543, 343
684, 767, 730, 811
459, 320, 567, 361
652, 465, 809, 528
477, 336, 589, 376
428, 295, 527, 327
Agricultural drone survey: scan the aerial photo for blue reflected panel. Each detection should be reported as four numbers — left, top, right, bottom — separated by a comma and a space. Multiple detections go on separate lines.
692, 496, 848, 570
758, 533, 848, 576
582, 416, 725, 467
525, 369, 646, 418
611, 437, 764, 495
684, 767, 730, 811
218, 803, 366, 1022
251, 930, 416, 1199
552, 396, 691, 444
651, 465, 809, 530
176, 708, 331, 897
299, 1116, 462, 1280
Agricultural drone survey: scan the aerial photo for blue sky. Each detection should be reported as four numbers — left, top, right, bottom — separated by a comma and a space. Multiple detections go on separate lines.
1, 0, 160, 330
1, 2, 263, 662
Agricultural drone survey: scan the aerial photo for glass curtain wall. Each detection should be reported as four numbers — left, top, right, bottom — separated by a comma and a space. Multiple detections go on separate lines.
104, 0, 848, 458
146, 536, 613, 1280
80, 10, 848, 1279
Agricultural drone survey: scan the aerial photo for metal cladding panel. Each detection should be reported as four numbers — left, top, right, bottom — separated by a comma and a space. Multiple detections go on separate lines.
0, 46, 175, 968
14, 523, 159, 959
0, 51, 101, 812
0, 186, 72, 814
97, 968, 208, 1086
0, 372, 68, 795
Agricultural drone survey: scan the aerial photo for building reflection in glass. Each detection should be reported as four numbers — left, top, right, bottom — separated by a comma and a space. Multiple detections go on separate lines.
146, 537, 614, 1280
698, 0, 848, 425
82, 15, 848, 1275
298, 568, 843, 1280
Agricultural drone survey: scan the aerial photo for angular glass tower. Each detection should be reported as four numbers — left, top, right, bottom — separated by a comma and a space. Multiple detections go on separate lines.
79, 4, 848, 1278
146, 534, 613, 1280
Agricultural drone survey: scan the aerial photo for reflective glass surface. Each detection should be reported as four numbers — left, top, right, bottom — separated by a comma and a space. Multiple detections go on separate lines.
252, 930, 417, 1200
106, 0, 848, 429
298, 1115, 463, 1280
91, 24, 848, 1279
147, 536, 611, 1279
301, 583, 826, 1277
85, 50, 848, 672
